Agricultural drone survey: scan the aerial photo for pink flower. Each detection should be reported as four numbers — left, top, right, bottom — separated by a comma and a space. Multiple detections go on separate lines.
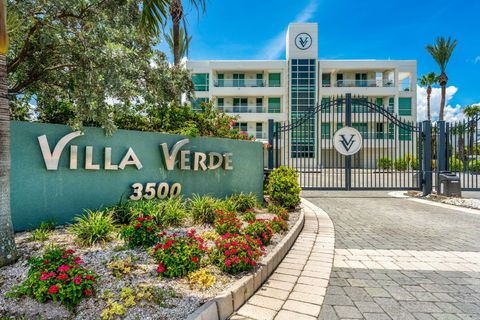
73, 276, 82, 285
224, 250, 231, 256
74, 257, 84, 264
48, 285, 59, 294
40, 272, 50, 281
58, 265, 71, 272
225, 259, 232, 267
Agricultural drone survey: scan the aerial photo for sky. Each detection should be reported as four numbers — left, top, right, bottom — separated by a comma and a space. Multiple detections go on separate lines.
159, 0, 480, 121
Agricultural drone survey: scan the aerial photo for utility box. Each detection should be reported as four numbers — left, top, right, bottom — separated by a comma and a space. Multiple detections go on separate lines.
438, 172, 462, 197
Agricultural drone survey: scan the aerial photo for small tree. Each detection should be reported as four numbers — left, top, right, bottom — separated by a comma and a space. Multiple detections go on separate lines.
418, 72, 438, 121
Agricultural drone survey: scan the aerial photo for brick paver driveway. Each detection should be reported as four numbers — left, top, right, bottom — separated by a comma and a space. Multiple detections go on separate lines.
305, 191, 480, 320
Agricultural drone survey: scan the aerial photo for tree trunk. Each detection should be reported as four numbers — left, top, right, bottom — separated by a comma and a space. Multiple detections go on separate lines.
0, 54, 18, 267
170, 0, 183, 66
426, 86, 431, 121
438, 72, 448, 121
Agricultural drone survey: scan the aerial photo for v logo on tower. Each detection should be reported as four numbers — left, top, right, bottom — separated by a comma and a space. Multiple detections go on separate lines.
339, 134, 356, 152
294, 33, 312, 50
298, 37, 309, 48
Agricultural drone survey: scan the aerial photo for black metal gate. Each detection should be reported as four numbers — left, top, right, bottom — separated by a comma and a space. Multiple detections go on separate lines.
268, 93, 424, 190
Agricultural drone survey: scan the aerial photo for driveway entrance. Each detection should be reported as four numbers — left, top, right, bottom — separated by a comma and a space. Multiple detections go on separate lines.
305, 191, 480, 320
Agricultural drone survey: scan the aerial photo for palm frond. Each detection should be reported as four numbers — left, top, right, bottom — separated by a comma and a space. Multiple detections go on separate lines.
425, 36, 458, 73
140, 0, 170, 36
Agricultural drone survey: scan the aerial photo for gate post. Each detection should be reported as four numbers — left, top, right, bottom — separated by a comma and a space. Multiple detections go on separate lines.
345, 94, 352, 190
422, 120, 433, 196
268, 119, 274, 170
437, 121, 447, 174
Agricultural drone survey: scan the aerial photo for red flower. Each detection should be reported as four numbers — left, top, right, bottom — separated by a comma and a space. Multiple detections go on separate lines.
85, 275, 94, 281
157, 263, 166, 273
73, 276, 82, 285
61, 255, 68, 259
147, 227, 153, 233
224, 250, 231, 256
65, 249, 75, 254
84, 289, 92, 296
191, 256, 199, 263
136, 217, 145, 222
232, 248, 238, 255
251, 261, 257, 267
58, 265, 71, 272
57, 273, 68, 280
146, 216, 153, 221
40, 272, 50, 281
134, 223, 141, 229
225, 259, 232, 267
74, 257, 84, 264
48, 285, 59, 294
43, 260, 50, 264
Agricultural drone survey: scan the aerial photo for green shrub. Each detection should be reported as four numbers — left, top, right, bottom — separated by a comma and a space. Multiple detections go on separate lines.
267, 204, 289, 221
377, 157, 392, 170
108, 200, 134, 225
217, 198, 239, 213
31, 228, 50, 242
242, 210, 256, 223
243, 220, 273, 246
449, 157, 464, 171
394, 158, 408, 171
127, 199, 164, 223
213, 211, 241, 235
269, 217, 289, 234
468, 160, 480, 173
69, 210, 115, 246
8, 246, 96, 309
228, 193, 258, 213
188, 194, 220, 224
266, 166, 301, 209
213, 234, 264, 274
120, 216, 163, 248
151, 229, 206, 278
410, 157, 419, 170
159, 197, 187, 227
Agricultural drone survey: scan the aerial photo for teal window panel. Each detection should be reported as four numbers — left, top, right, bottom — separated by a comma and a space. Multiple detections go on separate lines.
399, 127, 412, 141
191, 98, 209, 112
192, 73, 209, 91
321, 123, 331, 139
399, 98, 412, 116
268, 97, 281, 113
268, 73, 281, 87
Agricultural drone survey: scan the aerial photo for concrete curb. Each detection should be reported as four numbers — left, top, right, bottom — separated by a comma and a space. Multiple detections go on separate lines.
187, 206, 306, 320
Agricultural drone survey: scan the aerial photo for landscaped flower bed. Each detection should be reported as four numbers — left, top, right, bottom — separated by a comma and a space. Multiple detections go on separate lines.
0, 193, 299, 320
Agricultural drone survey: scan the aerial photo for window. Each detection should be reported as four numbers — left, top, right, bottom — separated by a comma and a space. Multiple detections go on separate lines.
233, 98, 248, 112
233, 73, 245, 87
268, 98, 281, 113
376, 97, 383, 107
217, 73, 224, 87
217, 98, 224, 111
353, 98, 368, 113
375, 123, 385, 139
337, 122, 343, 130
322, 73, 331, 87
256, 98, 263, 112
321, 97, 331, 113
321, 123, 331, 139
399, 98, 412, 116
256, 123, 263, 139
399, 127, 412, 141
352, 123, 368, 138
256, 74, 264, 87
192, 73, 209, 91
191, 98, 209, 112
337, 73, 344, 87
388, 97, 394, 113
355, 73, 368, 87
388, 123, 394, 140
236, 122, 248, 133
268, 73, 281, 87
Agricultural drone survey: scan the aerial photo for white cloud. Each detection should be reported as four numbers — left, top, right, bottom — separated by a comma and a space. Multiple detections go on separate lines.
257, 0, 317, 60
416, 84, 465, 122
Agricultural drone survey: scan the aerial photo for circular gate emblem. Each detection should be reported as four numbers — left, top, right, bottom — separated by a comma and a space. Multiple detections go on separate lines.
295, 33, 312, 50
333, 127, 363, 156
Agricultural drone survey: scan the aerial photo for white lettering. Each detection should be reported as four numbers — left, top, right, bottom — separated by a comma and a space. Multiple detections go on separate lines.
161, 139, 190, 170
119, 148, 143, 170
38, 131, 83, 170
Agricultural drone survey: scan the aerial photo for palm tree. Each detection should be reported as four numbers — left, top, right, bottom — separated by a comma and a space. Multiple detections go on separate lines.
418, 72, 438, 121
425, 37, 457, 121
165, 26, 192, 61
0, 0, 18, 267
168, 0, 206, 66
140, 0, 171, 36
463, 105, 480, 154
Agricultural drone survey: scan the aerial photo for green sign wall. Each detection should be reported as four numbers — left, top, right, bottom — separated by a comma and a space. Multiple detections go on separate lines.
10, 121, 264, 231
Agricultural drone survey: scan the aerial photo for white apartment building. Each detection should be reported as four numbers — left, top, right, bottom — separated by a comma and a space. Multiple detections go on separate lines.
187, 23, 417, 168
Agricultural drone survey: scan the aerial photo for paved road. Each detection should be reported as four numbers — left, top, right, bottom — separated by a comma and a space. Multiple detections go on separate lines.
304, 191, 480, 320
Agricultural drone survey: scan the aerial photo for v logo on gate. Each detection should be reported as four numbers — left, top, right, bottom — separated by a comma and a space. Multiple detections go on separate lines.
339, 134, 356, 151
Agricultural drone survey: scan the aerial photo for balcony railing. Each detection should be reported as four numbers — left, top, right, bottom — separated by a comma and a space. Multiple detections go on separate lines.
214, 79, 266, 88
322, 79, 395, 88
255, 132, 268, 139
219, 106, 278, 113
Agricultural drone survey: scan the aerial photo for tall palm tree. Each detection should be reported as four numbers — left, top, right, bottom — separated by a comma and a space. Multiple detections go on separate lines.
463, 105, 480, 154
425, 37, 457, 121
140, 0, 171, 36
165, 26, 192, 61
168, 0, 206, 66
418, 72, 438, 121
0, 0, 18, 267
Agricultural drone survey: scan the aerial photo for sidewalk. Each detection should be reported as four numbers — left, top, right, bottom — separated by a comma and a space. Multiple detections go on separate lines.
231, 199, 335, 320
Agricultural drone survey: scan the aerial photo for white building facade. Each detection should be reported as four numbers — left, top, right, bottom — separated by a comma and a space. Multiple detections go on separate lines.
187, 23, 417, 168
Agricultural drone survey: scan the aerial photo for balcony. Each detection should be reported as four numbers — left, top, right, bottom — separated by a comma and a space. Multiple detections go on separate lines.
255, 132, 268, 139
322, 79, 395, 88
219, 106, 273, 113
214, 79, 267, 88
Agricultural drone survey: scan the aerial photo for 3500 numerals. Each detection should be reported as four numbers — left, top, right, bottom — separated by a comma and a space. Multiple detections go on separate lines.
130, 182, 182, 201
